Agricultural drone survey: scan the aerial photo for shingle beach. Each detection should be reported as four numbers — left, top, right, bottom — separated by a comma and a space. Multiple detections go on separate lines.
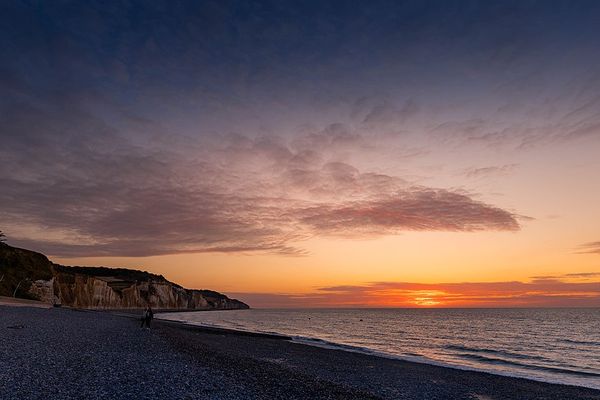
1, 306, 599, 400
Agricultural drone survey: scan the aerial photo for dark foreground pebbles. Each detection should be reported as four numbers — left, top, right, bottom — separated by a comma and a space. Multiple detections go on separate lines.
1, 306, 599, 400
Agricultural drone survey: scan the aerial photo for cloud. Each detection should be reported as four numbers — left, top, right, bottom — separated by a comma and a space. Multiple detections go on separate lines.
463, 164, 518, 179
11, 0, 591, 258
231, 279, 600, 308
578, 242, 600, 255
0, 102, 522, 257
297, 188, 520, 236
353, 97, 419, 133
428, 85, 600, 151
0, 61, 524, 259
565, 272, 600, 278
535, 271, 600, 280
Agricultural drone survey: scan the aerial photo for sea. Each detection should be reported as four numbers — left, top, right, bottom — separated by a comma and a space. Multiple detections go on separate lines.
157, 308, 600, 389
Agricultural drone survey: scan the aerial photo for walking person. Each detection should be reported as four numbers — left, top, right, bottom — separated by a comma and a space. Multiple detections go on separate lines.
140, 306, 148, 328
146, 306, 154, 328
140, 306, 153, 329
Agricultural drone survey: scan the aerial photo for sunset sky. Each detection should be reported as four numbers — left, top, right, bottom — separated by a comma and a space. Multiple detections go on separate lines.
1, 0, 599, 307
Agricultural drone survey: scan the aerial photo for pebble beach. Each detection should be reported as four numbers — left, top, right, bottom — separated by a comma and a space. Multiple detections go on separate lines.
1, 305, 599, 400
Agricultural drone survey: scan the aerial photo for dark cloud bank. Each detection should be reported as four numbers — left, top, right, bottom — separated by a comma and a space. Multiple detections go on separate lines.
0, 116, 522, 256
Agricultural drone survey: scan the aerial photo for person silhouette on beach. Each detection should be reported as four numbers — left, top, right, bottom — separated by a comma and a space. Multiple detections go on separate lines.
140, 306, 154, 329
146, 306, 154, 328
140, 306, 148, 328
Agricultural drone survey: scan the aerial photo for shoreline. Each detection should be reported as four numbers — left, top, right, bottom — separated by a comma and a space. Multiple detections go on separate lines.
151, 314, 600, 399
2, 305, 600, 399
155, 314, 600, 392
0, 295, 52, 308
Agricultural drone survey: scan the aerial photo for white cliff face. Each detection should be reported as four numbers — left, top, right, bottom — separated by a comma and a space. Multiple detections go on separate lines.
28, 278, 56, 304
2, 244, 248, 310
52, 275, 122, 308
38, 272, 248, 310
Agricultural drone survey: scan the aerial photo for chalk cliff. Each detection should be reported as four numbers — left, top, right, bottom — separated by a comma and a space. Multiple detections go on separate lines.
0, 244, 249, 310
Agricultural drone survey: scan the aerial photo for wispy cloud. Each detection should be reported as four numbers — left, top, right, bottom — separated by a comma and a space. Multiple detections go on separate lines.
463, 164, 518, 179
533, 271, 600, 280
577, 242, 600, 255
565, 272, 600, 278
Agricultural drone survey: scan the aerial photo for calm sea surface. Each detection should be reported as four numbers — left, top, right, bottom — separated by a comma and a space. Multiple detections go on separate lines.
158, 308, 600, 389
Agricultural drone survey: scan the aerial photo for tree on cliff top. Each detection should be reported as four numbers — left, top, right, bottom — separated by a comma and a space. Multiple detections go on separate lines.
0, 230, 6, 244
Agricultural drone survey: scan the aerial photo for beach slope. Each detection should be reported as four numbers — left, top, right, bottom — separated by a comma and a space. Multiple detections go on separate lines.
1, 306, 599, 400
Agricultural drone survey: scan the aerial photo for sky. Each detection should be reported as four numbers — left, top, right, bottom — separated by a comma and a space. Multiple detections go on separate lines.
1, 0, 599, 307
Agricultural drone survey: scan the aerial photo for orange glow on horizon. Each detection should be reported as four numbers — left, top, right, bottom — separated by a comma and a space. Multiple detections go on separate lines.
50, 200, 600, 309
411, 290, 446, 306
220, 276, 600, 308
